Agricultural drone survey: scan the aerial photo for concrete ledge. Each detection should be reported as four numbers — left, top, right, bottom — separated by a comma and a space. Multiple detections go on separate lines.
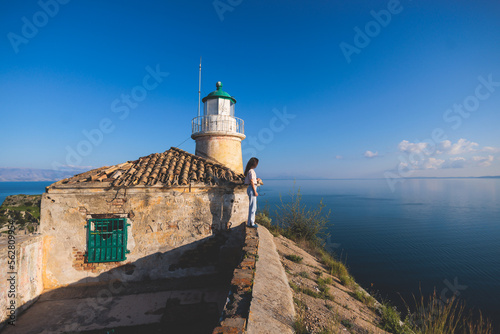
213, 225, 258, 334
246, 226, 295, 334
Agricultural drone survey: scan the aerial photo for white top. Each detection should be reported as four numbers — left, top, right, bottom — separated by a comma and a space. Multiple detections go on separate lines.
245, 169, 257, 185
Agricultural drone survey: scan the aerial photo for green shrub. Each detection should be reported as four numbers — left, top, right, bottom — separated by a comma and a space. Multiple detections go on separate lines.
381, 304, 412, 334
285, 254, 303, 263
256, 206, 281, 236
275, 187, 330, 246
341, 319, 353, 329
323, 276, 333, 284
339, 273, 355, 288
317, 276, 330, 287
255, 211, 272, 228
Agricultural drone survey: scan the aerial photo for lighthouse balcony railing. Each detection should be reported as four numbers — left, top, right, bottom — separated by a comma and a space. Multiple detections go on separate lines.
192, 115, 244, 135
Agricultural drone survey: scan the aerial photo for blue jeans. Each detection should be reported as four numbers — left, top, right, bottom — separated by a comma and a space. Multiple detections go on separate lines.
247, 185, 257, 226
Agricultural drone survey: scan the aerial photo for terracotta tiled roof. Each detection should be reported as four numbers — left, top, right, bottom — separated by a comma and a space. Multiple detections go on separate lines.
53, 147, 244, 188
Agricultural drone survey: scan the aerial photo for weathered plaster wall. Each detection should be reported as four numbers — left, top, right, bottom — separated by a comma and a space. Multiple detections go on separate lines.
0, 235, 43, 330
40, 185, 249, 288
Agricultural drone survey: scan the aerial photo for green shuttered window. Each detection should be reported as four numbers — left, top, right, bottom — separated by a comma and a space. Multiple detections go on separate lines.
86, 218, 130, 263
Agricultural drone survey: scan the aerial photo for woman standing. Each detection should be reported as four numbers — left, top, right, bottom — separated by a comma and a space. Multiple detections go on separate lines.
244, 157, 262, 228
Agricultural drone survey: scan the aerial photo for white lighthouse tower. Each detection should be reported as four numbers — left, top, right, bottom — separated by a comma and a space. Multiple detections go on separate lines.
191, 81, 245, 173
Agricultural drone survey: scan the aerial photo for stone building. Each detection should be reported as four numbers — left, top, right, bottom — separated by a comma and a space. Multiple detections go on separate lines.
40, 82, 250, 289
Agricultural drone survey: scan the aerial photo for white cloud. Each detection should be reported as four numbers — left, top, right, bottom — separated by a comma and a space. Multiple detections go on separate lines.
481, 146, 500, 153
423, 157, 445, 169
436, 156, 494, 169
399, 138, 481, 156
335, 155, 343, 160
446, 138, 478, 155
364, 150, 379, 158
443, 157, 467, 169
395, 138, 499, 171
398, 140, 429, 154
472, 155, 494, 167
436, 140, 450, 154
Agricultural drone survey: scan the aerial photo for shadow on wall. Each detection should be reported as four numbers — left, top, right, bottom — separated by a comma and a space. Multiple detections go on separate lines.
209, 188, 237, 230
1, 225, 246, 334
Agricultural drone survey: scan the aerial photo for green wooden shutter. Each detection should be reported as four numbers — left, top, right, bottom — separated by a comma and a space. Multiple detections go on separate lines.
86, 218, 129, 263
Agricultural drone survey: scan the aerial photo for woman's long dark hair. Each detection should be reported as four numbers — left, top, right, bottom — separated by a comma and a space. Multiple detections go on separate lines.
244, 157, 259, 176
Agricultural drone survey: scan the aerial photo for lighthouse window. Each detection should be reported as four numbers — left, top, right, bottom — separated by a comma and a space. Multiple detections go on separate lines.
206, 99, 218, 115
218, 99, 231, 116
230, 102, 235, 116
86, 218, 129, 263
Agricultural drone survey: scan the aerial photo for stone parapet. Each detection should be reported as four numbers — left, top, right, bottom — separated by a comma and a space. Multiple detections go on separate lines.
0, 235, 43, 331
213, 225, 258, 334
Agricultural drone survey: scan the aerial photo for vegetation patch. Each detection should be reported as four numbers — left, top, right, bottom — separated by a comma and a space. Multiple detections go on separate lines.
298, 271, 310, 279
0, 194, 41, 233
341, 319, 353, 329
380, 304, 412, 334
290, 281, 321, 299
352, 289, 375, 307
285, 254, 303, 263
317, 275, 333, 285
316, 277, 335, 301
404, 291, 493, 334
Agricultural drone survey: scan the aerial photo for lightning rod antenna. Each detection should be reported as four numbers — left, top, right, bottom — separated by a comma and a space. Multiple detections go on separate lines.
198, 57, 202, 118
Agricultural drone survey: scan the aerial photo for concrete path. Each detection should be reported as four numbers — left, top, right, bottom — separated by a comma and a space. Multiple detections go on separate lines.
3, 276, 229, 334
246, 226, 295, 334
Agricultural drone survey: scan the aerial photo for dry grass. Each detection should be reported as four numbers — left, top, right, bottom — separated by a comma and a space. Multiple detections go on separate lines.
405, 291, 493, 334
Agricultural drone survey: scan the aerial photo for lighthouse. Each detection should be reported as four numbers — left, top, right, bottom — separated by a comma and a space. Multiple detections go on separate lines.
191, 81, 246, 173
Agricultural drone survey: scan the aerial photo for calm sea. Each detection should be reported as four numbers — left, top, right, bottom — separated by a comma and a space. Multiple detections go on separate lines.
0, 182, 53, 205
260, 178, 500, 328
1, 179, 499, 326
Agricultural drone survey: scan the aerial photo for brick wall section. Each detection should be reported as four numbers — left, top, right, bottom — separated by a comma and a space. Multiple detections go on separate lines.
71, 247, 130, 273
212, 225, 258, 334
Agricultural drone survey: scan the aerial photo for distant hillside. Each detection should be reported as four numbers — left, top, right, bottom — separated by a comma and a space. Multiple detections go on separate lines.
0, 167, 91, 182
0, 194, 41, 234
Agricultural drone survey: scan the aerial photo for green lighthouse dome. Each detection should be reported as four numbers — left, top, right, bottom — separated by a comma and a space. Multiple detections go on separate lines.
202, 81, 237, 104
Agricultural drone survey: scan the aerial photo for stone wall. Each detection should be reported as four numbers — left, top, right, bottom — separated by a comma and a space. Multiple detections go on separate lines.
213, 225, 258, 334
40, 184, 249, 288
0, 235, 43, 330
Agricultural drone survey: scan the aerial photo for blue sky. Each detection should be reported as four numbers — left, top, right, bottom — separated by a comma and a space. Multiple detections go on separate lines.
1, 0, 499, 179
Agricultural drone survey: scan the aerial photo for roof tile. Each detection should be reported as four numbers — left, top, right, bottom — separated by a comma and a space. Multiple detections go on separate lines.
53, 147, 244, 188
